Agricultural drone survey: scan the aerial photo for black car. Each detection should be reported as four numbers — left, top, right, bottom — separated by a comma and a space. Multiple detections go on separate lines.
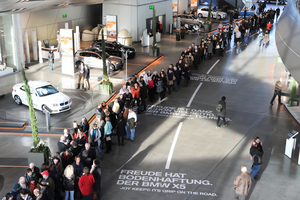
90, 40, 136, 58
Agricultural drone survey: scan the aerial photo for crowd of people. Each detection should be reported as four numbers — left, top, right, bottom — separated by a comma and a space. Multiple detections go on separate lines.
4, 4, 279, 200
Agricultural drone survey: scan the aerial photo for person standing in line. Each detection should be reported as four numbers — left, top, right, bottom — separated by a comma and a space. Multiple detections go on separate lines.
104, 117, 113, 153
233, 165, 252, 200
216, 96, 227, 128
48, 50, 55, 71
63, 165, 75, 200
244, 29, 249, 46
91, 159, 102, 200
250, 142, 263, 180
126, 107, 137, 141
270, 78, 283, 106
78, 167, 95, 200
116, 113, 126, 146
90, 123, 102, 158
84, 65, 90, 90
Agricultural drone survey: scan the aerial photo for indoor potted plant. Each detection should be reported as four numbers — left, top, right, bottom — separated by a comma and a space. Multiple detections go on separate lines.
204, 0, 213, 32
100, 29, 113, 94
288, 78, 299, 106
149, 5, 160, 57
22, 67, 51, 167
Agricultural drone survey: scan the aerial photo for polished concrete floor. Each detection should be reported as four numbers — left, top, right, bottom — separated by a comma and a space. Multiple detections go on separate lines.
1, 5, 300, 199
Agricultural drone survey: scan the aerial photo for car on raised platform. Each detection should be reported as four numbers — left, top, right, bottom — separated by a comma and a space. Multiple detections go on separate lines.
90, 40, 136, 58
82, 48, 124, 71
75, 49, 115, 71
178, 14, 205, 27
12, 80, 72, 114
197, 6, 227, 20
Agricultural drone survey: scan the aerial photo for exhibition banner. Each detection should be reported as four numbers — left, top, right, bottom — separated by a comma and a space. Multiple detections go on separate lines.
106, 15, 117, 41
60, 29, 75, 75
191, 0, 198, 8
172, 4, 178, 12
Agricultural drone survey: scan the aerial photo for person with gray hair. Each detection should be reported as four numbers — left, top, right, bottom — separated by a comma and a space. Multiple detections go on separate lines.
57, 135, 67, 153
270, 78, 283, 106
233, 165, 252, 200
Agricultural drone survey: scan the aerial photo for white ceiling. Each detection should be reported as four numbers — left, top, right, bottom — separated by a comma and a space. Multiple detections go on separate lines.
0, 0, 106, 15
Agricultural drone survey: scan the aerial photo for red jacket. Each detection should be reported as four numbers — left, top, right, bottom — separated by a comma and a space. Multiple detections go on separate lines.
79, 173, 95, 196
148, 79, 154, 89
131, 86, 140, 98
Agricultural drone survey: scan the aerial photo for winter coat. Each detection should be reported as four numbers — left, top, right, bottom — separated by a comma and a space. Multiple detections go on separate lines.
116, 117, 126, 136
63, 174, 75, 191
84, 68, 90, 79
92, 166, 102, 191
78, 174, 95, 196
217, 99, 226, 117
207, 43, 213, 54
234, 172, 252, 195
72, 161, 84, 178
250, 146, 263, 165
131, 86, 140, 98
156, 80, 164, 93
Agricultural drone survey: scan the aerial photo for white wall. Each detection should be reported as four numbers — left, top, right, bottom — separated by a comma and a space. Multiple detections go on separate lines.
20, 4, 102, 59
137, 1, 172, 40
102, 3, 138, 42
103, 0, 172, 42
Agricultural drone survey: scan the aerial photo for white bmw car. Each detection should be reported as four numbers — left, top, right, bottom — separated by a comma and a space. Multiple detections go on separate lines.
197, 7, 227, 20
12, 80, 72, 114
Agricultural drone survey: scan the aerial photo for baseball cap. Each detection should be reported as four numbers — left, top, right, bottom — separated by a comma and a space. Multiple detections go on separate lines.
41, 170, 49, 176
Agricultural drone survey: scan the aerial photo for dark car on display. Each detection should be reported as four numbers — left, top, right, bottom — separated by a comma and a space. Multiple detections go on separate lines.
90, 40, 136, 58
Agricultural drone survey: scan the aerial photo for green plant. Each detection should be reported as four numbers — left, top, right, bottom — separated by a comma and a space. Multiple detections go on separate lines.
102, 80, 113, 94
288, 78, 297, 106
31, 141, 51, 164
152, 5, 157, 56
101, 29, 108, 81
207, 0, 213, 24
21, 67, 40, 147
22, 67, 51, 163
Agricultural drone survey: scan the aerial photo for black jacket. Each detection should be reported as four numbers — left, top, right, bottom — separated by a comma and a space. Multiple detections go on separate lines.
84, 68, 90, 79
57, 141, 67, 153
116, 117, 126, 136
63, 174, 75, 191
250, 146, 263, 165
92, 166, 102, 190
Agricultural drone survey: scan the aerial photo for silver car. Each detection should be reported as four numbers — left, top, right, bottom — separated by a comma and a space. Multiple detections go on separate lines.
178, 14, 204, 27
75, 49, 123, 71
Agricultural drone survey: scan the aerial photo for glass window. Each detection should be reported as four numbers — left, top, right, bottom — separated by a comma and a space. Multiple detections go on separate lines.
36, 85, 58, 97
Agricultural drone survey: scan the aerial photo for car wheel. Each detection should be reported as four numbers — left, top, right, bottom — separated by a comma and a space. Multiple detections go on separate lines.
14, 95, 22, 105
217, 15, 221, 20
198, 13, 203, 18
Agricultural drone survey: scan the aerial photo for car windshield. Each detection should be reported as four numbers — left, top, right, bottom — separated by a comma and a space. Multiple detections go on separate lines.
113, 41, 123, 48
36, 85, 58, 97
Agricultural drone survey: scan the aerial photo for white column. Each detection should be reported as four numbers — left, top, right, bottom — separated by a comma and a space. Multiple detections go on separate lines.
76, 26, 80, 50
65, 23, 69, 29
23, 31, 30, 64
13, 14, 25, 70
38, 41, 43, 64
32, 30, 38, 61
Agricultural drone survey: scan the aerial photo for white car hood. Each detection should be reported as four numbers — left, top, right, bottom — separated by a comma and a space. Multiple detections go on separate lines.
41, 92, 70, 103
218, 11, 227, 15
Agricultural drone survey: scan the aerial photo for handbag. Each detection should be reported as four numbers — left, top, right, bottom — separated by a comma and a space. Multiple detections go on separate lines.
106, 135, 111, 141
173, 75, 176, 81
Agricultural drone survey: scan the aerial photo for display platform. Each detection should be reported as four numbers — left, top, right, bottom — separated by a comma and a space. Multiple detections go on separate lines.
0, 66, 14, 76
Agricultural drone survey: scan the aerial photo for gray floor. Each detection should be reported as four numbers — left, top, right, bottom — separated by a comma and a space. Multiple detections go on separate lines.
1, 4, 300, 199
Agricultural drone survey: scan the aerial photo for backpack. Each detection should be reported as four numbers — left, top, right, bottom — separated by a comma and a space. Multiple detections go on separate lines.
216, 104, 223, 112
